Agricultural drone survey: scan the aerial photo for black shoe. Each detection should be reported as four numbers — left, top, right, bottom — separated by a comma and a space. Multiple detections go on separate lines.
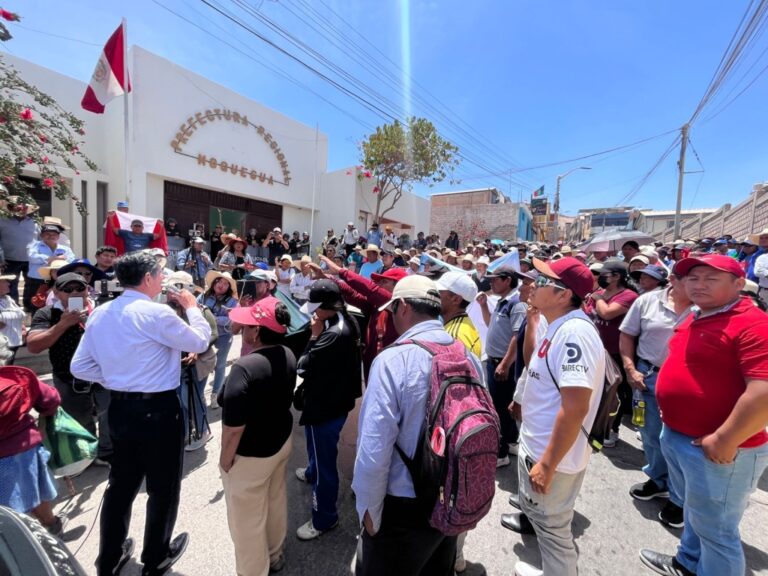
500, 512, 535, 535
658, 501, 684, 529
508, 492, 521, 509
630, 479, 669, 501
114, 538, 135, 575
639, 549, 694, 576
141, 533, 189, 576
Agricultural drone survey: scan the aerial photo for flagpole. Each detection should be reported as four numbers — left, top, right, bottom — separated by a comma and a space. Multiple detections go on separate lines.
309, 122, 319, 254
122, 17, 130, 207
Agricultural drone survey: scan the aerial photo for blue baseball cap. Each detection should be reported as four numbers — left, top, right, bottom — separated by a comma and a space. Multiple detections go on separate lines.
630, 264, 668, 283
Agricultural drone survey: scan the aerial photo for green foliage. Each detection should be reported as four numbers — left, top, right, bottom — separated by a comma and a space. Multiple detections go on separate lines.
359, 117, 460, 221
0, 29, 97, 216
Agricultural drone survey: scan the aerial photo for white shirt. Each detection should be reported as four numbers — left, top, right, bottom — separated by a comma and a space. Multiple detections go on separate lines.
71, 290, 211, 392
381, 232, 398, 252
0, 295, 25, 347
290, 271, 313, 300
520, 309, 605, 474
754, 253, 768, 288
342, 228, 359, 245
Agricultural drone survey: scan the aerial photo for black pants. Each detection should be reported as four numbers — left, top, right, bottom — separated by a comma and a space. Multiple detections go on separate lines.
355, 496, 457, 576
486, 357, 518, 457
3, 260, 27, 306
97, 391, 184, 576
610, 352, 631, 433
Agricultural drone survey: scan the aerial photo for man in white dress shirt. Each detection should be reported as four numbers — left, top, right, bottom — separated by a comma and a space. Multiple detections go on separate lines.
72, 252, 211, 576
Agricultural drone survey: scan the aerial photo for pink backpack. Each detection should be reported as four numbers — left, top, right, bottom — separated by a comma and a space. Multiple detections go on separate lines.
395, 339, 500, 536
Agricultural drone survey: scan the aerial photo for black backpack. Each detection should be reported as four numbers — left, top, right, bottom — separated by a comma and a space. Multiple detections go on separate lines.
543, 317, 621, 452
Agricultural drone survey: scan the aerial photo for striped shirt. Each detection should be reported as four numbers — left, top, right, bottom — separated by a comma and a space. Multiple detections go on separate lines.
444, 313, 481, 358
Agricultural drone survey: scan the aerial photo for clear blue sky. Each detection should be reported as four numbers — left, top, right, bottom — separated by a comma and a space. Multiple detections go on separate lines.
3, 0, 767, 215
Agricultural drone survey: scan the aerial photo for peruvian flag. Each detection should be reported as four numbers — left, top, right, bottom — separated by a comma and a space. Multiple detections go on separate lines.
105, 211, 168, 256
81, 23, 131, 114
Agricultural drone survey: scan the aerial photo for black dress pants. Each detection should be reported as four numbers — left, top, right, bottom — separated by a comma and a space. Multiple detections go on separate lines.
97, 390, 184, 576
355, 496, 456, 576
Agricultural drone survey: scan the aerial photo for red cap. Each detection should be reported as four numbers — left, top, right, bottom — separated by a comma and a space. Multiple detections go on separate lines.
371, 268, 409, 284
532, 256, 593, 299
673, 254, 745, 278
228, 296, 288, 333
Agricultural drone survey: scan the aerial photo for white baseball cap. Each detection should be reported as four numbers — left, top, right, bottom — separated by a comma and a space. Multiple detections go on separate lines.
378, 275, 441, 312
435, 271, 478, 303
476, 255, 490, 265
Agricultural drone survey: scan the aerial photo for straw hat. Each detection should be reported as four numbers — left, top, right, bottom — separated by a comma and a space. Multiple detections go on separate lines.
365, 244, 381, 253
204, 270, 237, 297
42, 216, 69, 231
0, 195, 39, 215
38, 259, 68, 280
166, 271, 202, 294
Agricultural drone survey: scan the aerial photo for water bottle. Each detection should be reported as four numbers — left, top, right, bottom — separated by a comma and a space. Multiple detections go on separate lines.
632, 388, 646, 428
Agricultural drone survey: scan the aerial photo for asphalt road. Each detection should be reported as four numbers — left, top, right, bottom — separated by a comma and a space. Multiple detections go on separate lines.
53, 351, 768, 576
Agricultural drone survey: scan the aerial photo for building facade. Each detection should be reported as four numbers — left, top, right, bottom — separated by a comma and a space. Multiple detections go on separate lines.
3, 48, 429, 259
429, 188, 536, 244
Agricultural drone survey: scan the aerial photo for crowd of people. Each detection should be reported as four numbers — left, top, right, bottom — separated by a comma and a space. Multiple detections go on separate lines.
0, 194, 766, 576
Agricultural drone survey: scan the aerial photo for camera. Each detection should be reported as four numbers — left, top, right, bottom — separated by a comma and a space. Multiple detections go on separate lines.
94, 279, 124, 306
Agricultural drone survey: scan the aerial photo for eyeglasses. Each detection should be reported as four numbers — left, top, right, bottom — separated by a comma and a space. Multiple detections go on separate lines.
59, 285, 86, 294
534, 275, 567, 291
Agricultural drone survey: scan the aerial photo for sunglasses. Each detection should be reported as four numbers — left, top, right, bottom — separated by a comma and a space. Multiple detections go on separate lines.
60, 285, 87, 294
534, 275, 567, 291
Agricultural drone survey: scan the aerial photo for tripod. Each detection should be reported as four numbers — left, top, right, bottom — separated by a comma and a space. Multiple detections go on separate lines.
181, 364, 210, 446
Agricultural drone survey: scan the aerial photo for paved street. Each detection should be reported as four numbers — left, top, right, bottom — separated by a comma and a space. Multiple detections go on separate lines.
52, 341, 768, 576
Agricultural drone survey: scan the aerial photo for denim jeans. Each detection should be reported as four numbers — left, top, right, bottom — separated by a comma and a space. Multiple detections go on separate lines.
661, 425, 768, 575
485, 358, 518, 457
303, 415, 347, 530
636, 359, 681, 506
211, 334, 233, 395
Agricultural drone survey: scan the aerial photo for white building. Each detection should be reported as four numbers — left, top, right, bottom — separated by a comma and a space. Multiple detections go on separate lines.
4, 48, 429, 258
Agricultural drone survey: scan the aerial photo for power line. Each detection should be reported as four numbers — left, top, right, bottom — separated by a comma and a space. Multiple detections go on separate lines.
614, 134, 682, 207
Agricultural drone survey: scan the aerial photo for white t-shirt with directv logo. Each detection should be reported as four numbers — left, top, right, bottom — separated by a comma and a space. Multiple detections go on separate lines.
520, 309, 606, 474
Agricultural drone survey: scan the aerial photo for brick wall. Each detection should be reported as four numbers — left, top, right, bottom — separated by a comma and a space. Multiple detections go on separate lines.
430, 202, 520, 245
430, 190, 494, 208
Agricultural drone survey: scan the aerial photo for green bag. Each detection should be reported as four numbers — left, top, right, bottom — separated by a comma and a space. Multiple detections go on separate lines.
40, 407, 98, 477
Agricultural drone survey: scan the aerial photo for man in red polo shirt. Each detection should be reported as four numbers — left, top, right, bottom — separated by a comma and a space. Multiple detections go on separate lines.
640, 254, 768, 576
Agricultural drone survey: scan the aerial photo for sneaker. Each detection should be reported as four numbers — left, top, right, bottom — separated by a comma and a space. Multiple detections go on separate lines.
296, 519, 338, 541
603, 430, 619, 448
210, 392, 219, 409
496, 455, 510, 468
630, 480, 669, 501
185, 430, 212, 452
295, 467, 310, 483
514, 561, 544, 576
508, 442, 519, 456
658, 501, 684, 529
639, 549, 694, 576
142, 532, 188, 576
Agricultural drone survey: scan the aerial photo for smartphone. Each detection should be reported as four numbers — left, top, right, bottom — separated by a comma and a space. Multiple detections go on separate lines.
237, 279, 258, 299
68, 297, 84, 312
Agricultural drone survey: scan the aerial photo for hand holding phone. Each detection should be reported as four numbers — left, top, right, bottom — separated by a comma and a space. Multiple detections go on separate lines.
68, 297, 84, 312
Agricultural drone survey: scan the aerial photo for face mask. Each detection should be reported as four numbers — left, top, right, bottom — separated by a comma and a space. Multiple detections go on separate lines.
597, 276, 612, 289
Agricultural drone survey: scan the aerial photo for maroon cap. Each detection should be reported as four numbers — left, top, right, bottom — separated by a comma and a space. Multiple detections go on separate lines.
371, 268, 409, 283
673, 254, 745, 278
532, 256, 593, 299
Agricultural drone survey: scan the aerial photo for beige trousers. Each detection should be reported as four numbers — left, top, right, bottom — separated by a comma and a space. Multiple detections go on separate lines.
221, 436, 292, 576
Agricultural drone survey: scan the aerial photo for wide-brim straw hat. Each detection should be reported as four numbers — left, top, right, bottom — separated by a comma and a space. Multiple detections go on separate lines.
204, 270, 238, 298
38, 259, 68, 280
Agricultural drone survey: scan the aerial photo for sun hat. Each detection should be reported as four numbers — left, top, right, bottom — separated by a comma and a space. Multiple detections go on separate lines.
435, 271, 478, 303
58, 259, 108, 284
192, 237, 205, 244
279, 254, 293, 263
1, 195, 39, 215
371, 268, 409, 283
378, 275, 441, 312
532, 256, 594, 299
630, 265, 669, 282
229, 296, 287, 333
165, 271, 200, 293
629, 255, 650, 268
204, 270, 237, 297
41, 216, 68, 231
475, 255, 490, 266
485, 266, 516, 279
673, 254, 745, 278
299, 279, 345, 315
365, 244, 381, 253
38, 259, 69, 280
248, 269, 271, 282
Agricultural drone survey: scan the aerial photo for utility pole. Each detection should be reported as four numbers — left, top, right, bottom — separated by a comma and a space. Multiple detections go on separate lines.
552, 166, 591, 243
673, 124, 689, 240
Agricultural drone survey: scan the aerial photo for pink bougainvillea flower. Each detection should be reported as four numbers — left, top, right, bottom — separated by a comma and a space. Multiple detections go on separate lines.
75, 171, 80, 175
0, 117, 6, 124
373, 186, 380, 193
38, 134, 47, 143
2, 176, 13, 185
346, 170, 352, 175
25, 158, 33, 164
364, 170, 372, 178
42, 178, 54, 188
19, 108, 33, 121
41, 156, 49, 164
71, 146, 79, 153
